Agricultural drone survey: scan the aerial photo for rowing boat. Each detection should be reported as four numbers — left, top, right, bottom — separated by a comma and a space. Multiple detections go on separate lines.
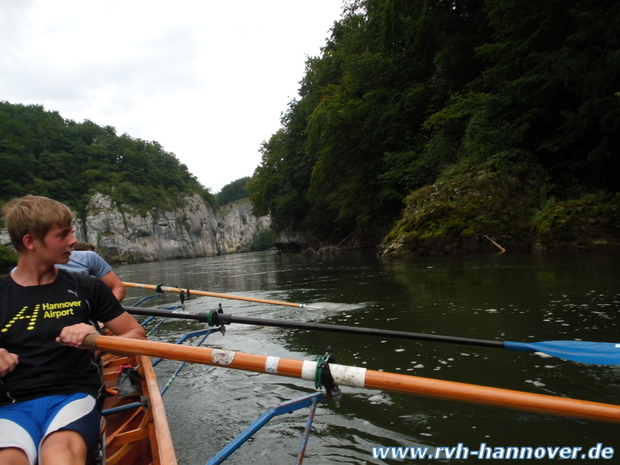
99, 351, 177, 465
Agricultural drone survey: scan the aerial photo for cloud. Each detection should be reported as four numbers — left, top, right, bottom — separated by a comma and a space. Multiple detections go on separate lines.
0, 0, 344, 192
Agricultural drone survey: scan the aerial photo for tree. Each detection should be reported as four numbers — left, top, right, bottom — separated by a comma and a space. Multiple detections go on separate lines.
249, 0, 620, 248
249, 0, 490, 244
217, 177, 251, 206
0, 101, 213, 215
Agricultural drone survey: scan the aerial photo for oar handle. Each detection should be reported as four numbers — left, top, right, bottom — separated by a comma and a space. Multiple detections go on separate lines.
83, 334, 99, 350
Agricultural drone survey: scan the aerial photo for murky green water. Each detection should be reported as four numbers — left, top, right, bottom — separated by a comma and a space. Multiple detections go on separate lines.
115, 251, 620, 464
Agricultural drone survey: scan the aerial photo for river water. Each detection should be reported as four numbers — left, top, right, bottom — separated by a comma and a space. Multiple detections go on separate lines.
115, 251, 620, 464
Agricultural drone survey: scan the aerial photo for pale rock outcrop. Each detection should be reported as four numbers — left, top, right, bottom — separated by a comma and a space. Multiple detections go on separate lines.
1, 193, 270, 264
273, 226, 313, 253
219, 198, 271, 253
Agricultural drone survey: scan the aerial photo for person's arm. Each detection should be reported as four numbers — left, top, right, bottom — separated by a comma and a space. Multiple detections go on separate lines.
100, 270, 126, 302
102, 312, 147, 340
57, 313, 147, 347
57, 276, 145, 347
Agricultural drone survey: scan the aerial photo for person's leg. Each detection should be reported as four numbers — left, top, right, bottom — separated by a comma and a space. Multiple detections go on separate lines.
0, 413, 39, 465
39, 430, 87, 465
0, 447, 30, 465
39, 394, 100, 465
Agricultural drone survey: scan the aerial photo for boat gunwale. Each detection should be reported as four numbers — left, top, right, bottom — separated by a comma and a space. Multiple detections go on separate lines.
102, 353, 177, 465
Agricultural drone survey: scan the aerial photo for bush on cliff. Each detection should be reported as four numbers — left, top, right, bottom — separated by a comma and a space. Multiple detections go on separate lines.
381, 164, 545, 256
248, 229, 275, 252
382, 162, 620, 257
531, 193, 620, 252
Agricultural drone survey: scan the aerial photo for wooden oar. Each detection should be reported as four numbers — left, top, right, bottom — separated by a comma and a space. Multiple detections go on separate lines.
123, 281, 338, 310
82, 335, 620, 424
125, 306, 620, 365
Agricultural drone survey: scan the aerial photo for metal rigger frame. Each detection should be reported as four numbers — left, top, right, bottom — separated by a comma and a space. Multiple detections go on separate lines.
132, 292, 340, 465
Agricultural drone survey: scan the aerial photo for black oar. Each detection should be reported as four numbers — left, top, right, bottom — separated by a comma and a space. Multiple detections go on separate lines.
124, 306, 620, 365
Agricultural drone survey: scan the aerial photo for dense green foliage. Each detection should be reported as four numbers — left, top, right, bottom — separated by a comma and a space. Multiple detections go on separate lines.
0, 101, 216, 218
386, 167, 543, 242
532, 193, 620, 245
217, 177, 250, 206
0, 244, 18, 274
248, 229, 275, 252
248, 0, 620, 247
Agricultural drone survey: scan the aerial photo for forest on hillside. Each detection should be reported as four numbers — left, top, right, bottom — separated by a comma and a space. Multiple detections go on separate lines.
0, 101, 216, 218
0, 101, 259, 270
248, 0, 619, 247
217, 177, 251, 206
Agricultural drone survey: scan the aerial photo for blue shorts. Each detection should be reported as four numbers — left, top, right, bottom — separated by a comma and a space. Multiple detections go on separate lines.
0, 393, 100, 465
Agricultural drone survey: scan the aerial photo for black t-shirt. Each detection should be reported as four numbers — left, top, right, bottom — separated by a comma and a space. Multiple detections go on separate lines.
0, 269, 125, 406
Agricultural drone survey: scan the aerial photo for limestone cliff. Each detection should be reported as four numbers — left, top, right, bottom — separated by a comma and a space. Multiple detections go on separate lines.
1, 194, 270, 264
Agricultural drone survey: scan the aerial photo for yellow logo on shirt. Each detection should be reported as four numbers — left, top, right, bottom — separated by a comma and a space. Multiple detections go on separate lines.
42, 301, 80, 319
1, 305, 39, 332
0, 300, 82, 332
44, 308, 75, 318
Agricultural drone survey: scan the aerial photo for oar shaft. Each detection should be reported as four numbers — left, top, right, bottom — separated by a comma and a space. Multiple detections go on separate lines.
360, 370, 620, 424
124, 307, 504, 349
223, 314, 504, 349
82, 335, 620, 424
123, 282, 303, 308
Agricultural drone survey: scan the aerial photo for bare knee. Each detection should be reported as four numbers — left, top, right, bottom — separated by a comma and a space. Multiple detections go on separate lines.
0, 447, 30, 465
40, 430, 87, 465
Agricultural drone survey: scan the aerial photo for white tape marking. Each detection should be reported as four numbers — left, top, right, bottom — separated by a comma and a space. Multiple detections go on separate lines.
265, 356, 279, 374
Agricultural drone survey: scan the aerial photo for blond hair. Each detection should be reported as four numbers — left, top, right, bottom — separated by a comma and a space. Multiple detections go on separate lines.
2, 195, 74, 252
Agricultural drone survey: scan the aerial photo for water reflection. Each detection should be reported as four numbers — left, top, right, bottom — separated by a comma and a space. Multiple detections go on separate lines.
115, 251, 620, 464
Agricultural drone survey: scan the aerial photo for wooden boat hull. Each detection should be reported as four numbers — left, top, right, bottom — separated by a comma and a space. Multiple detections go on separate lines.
101, 352, 177, 465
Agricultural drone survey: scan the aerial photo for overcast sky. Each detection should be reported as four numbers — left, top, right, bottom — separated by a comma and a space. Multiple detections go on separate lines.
0, 1, 344, 193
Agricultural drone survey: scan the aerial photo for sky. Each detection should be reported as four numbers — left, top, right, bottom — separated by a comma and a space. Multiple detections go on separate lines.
0, 0, 345, 193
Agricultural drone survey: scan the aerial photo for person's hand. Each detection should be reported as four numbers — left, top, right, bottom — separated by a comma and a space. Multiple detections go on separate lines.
56, 323, 99, 348
0, 348, 18, 376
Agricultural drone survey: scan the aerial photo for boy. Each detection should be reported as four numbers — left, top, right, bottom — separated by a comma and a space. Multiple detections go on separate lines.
57, 244, 126, 302
0, 195, 147, 465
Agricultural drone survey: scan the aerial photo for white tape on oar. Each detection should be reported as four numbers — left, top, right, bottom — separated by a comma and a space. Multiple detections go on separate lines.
265, 356, 279, 374
301, 361, 318, 381
300, 361, 366, 388
211, 349, 235, 366
330, 364, 367, 388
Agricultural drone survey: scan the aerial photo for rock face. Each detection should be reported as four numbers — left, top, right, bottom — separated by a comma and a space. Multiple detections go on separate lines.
219, 197, 272, 254
1, 194, 270, 264
273, 226, 314, 253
